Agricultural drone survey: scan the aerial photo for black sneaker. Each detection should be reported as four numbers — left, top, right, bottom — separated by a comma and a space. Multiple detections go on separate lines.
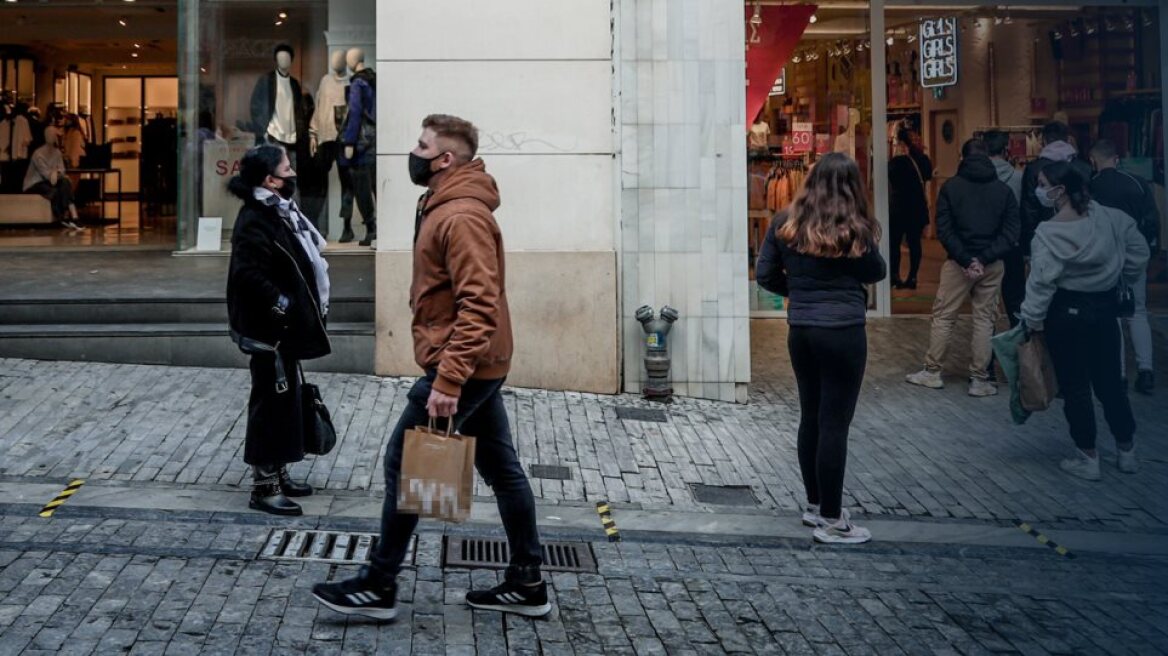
466, 579, 552, 617
312, 574, 398, 621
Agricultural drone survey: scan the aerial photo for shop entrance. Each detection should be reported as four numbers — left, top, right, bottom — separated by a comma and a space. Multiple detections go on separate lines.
887, 5, 1165, 316
0, 1, 179, 249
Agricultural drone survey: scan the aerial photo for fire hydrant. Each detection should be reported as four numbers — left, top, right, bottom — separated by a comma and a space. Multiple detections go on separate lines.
635, 305, 679, 402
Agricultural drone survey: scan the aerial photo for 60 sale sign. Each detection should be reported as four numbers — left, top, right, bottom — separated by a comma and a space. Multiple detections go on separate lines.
789, 122, 813, 154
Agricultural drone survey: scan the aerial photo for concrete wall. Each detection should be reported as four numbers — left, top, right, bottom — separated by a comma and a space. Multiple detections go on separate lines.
373, 0, 619, 393
617, 0, 751, 403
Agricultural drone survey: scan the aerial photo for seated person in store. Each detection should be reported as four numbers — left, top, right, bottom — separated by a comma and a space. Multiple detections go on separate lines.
23, 126, 83, 231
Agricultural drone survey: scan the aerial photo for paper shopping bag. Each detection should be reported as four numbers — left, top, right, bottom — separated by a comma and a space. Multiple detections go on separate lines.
398, 422, 476, 523
1017, 333, 1057, 413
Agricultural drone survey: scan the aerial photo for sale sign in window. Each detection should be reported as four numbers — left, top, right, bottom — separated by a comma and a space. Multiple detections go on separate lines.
920, 17, 958, 88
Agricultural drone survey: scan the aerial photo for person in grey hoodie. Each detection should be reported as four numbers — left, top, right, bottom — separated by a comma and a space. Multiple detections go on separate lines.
1020, 162, 1149, 482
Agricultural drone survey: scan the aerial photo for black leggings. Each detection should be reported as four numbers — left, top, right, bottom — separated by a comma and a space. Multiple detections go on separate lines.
1044, 291, 1136, 451
889, 222, 923, 283
787, 324, 867, 520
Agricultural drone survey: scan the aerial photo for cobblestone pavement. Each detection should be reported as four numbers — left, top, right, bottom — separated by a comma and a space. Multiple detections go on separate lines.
1, 318, 1166, 530
1, 511, 1166, 656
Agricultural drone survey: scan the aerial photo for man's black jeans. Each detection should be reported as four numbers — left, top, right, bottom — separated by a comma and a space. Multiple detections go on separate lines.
368, 373, 542, 583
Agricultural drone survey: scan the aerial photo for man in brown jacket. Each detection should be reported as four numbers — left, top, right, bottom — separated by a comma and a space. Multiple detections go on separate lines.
313, 115, 548, 620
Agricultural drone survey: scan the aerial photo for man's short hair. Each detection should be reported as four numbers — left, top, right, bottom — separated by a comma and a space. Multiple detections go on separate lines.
273, 44, 294, 61
1089, 138, 1119, 161
961, 138, 989, 159
423, 114, 479, 161
984, 130, 1009, 157
1042, 121, 1069, 145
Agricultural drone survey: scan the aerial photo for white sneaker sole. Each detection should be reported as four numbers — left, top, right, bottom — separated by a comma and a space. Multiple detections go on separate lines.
466, 600, 552, 617
801, 514, 825, 528
313, 594, 398, 621
812, 528, 872, 545
905, 376, 943, 390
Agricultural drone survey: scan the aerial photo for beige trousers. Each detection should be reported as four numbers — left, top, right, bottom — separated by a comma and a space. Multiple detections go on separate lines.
924, 259, 1005, 380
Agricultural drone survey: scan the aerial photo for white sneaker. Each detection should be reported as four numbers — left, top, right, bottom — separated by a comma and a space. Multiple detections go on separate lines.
812, 509, 872, 544
1117, 447, 1139, 474
801, 504, 826, 528
968, 378, 999, 397
905, 369, 944, 389
1059, 451, 1101, 481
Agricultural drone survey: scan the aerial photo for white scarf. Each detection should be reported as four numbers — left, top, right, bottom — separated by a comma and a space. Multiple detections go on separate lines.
253, 187, 330, 317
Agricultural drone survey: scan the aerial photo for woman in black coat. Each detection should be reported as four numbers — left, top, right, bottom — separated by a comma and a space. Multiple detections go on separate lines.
226, 144, 331, 516
887, 129, 933, 289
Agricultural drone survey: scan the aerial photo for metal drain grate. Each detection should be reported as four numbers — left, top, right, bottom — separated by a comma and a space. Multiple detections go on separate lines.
615, 406, 668, 423
529, 464, 572, 480
689, 484, 759, 506
259, 529, 417, 565
444, 536, 597, 573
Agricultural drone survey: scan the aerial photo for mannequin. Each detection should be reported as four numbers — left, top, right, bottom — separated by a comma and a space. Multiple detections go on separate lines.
748, 117, 771, 153
249, 44, 306, 170
339, 47, 377, 246
304, 50, 353, 234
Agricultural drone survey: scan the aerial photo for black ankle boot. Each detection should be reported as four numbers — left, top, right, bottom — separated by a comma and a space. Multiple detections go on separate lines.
279, 466, 314, 497
359, 225, 377, 247
339, 220, 355, 243
250, 465, 303, 516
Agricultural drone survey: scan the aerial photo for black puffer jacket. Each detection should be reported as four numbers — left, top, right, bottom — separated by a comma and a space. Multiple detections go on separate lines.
227, 198, 331, 360
935, 155, 1020, 267
755, 212, 887, 327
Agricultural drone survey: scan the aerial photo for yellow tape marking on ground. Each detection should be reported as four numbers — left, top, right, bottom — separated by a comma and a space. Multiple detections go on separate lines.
596, 501, 621, 542
38, 479, 85, 518
1016, 520, 1074, 559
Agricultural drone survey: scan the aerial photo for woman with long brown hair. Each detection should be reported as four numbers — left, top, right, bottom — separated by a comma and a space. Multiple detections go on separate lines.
755, 153, 886, 544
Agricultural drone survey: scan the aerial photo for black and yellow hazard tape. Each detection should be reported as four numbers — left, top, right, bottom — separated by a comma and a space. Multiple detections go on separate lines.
596, 501, 621, 542
1016, 521, 1074, 559
38, 479, 85, 518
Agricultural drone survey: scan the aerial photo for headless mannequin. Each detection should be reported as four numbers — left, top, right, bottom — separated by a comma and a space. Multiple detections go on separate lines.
340, 47, 376, 245
343, 48, 367, 163
301, 50, 353, 231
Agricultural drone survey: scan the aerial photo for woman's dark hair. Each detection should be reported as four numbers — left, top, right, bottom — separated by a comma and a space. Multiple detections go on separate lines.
227, 144, 285, 200
778, 152, 880, 258
1041, 161, 1090, 215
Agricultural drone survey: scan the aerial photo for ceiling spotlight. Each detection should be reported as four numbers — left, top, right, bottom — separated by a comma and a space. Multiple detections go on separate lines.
118, 18, 127, 27
131, 52, 139, 58
1142, 12, 1152, 27
886, 35, 895, 46
199, 67, 207, 73
994, 16, 1003, 25
809, 13, 817, 24
133, 43, 141, 49
906, 34, 916, 43
278, 11, 288, 19
1085, 21, 1097, 35
1052, 30, 1063, 40
1004, 15, 1013, 25
750, 3, 762, 25
792, 54, 802, 64
274, 19, 284, 26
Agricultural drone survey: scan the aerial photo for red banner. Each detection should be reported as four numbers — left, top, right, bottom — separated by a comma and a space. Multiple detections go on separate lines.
745, 4, 817, 125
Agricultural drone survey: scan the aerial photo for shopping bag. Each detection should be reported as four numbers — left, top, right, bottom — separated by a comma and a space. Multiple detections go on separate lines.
1017, 333, 1058, 413
398, 419, 476, 523
990, 324, 1031, 425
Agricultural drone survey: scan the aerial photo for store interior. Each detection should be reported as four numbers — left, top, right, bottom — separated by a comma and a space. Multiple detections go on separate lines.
0, 0, 179, 249
746, 2, 1165, 316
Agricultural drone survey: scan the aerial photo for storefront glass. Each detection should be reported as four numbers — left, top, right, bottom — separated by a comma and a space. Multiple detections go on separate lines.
746, 2, 874, 317
881, 4, 1164, 315
178, 0, 377, 253
0, 1, 179, 248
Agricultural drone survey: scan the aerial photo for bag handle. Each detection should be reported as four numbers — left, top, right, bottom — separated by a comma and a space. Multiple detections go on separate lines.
426, 417, 455, 438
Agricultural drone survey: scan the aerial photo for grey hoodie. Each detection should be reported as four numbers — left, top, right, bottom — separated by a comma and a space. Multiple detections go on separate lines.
1021, 201, 1149, 330
991, 157, 1022, 203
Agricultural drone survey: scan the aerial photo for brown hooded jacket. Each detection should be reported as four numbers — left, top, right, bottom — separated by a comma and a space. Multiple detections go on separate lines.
411, 158, 512, 397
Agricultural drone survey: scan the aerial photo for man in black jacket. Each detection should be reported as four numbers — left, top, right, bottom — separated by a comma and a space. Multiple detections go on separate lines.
907, 139, 1019, 397
1089, 139, 1159, 395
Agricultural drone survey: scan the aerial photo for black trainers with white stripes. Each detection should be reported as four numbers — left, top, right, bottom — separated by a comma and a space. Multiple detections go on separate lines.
311, 574, 398, 621
466, 579, 552, 617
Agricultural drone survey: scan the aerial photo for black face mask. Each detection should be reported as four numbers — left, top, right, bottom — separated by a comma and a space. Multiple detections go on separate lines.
408, 152, 445, 186
274, 175, 297, 199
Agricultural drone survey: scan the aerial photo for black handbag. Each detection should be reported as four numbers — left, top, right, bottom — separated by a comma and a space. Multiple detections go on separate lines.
299, 364, 336, 456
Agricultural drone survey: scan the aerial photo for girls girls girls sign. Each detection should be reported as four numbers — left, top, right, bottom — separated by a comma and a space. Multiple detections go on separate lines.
920, 17, 958, 88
